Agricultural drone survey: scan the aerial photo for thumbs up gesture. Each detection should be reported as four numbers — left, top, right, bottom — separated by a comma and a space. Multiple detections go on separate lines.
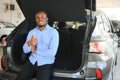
28, 33, 38, 46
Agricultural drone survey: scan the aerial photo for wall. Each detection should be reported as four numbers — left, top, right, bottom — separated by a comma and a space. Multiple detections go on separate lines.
97, 0, 120, 21
0, 0, 25, 26
0, 0, 120, 25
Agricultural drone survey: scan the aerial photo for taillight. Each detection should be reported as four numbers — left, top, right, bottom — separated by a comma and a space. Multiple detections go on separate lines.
1, 57, 7, 70
89, 42, 106, 53
96, 68, 103, 80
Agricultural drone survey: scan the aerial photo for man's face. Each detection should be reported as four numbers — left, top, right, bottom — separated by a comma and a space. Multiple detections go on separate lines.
35, 12, 48, 27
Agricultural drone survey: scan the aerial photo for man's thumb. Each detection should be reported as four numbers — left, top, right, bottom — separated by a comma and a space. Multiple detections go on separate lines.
31, 33, 35, 39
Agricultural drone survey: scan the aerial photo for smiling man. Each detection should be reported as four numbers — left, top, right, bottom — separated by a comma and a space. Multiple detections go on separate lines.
16, 11, 59, 80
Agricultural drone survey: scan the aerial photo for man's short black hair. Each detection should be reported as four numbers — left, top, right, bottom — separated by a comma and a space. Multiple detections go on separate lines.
35, 11, 48, 17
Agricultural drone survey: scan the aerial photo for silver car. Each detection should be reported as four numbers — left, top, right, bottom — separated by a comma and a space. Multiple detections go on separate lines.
0, 0, 118, 80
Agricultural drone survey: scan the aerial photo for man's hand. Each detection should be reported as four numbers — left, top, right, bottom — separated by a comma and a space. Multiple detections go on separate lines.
27, 34, 37, 53
31, 46, 36, 53
27, 34, 37, 46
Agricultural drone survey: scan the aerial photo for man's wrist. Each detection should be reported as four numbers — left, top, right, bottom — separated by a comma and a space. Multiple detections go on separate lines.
31, 46, 36, 53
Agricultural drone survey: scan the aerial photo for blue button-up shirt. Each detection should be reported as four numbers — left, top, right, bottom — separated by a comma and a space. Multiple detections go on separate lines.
23, 24, 59, 66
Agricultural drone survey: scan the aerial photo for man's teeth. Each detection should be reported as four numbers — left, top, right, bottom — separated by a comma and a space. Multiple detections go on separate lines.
39, 22, 43, 23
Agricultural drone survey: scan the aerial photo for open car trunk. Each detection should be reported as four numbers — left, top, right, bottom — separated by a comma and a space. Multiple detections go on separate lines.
11, 20, 86, 71
7, 0, 95, 73
9, 0, 87, 72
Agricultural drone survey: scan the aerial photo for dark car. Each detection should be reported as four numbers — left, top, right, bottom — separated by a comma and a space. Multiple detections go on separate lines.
0, 0, 118, 80
112, 20, 120, 47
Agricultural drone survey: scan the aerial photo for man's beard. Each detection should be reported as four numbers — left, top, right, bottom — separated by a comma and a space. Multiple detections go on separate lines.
38, 23, 47, 27
37, 21, 47, 27
38, 24, 44, 27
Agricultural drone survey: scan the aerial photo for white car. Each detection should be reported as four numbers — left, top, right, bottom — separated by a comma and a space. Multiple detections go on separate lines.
0, 21, 16, 46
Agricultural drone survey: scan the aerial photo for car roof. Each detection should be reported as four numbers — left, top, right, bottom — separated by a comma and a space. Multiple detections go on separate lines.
16, 0, 87, 22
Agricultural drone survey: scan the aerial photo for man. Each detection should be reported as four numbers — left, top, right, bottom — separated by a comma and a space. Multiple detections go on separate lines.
0, 34, 7, 46
16, 11, 59, 80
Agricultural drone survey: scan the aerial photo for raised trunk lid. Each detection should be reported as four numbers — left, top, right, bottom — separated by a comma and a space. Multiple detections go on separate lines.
16, 0, 86, 22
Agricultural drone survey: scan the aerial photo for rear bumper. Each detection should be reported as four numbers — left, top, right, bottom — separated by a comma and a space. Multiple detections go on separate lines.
0, 70, 97, 80
0, 70, 90, 80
